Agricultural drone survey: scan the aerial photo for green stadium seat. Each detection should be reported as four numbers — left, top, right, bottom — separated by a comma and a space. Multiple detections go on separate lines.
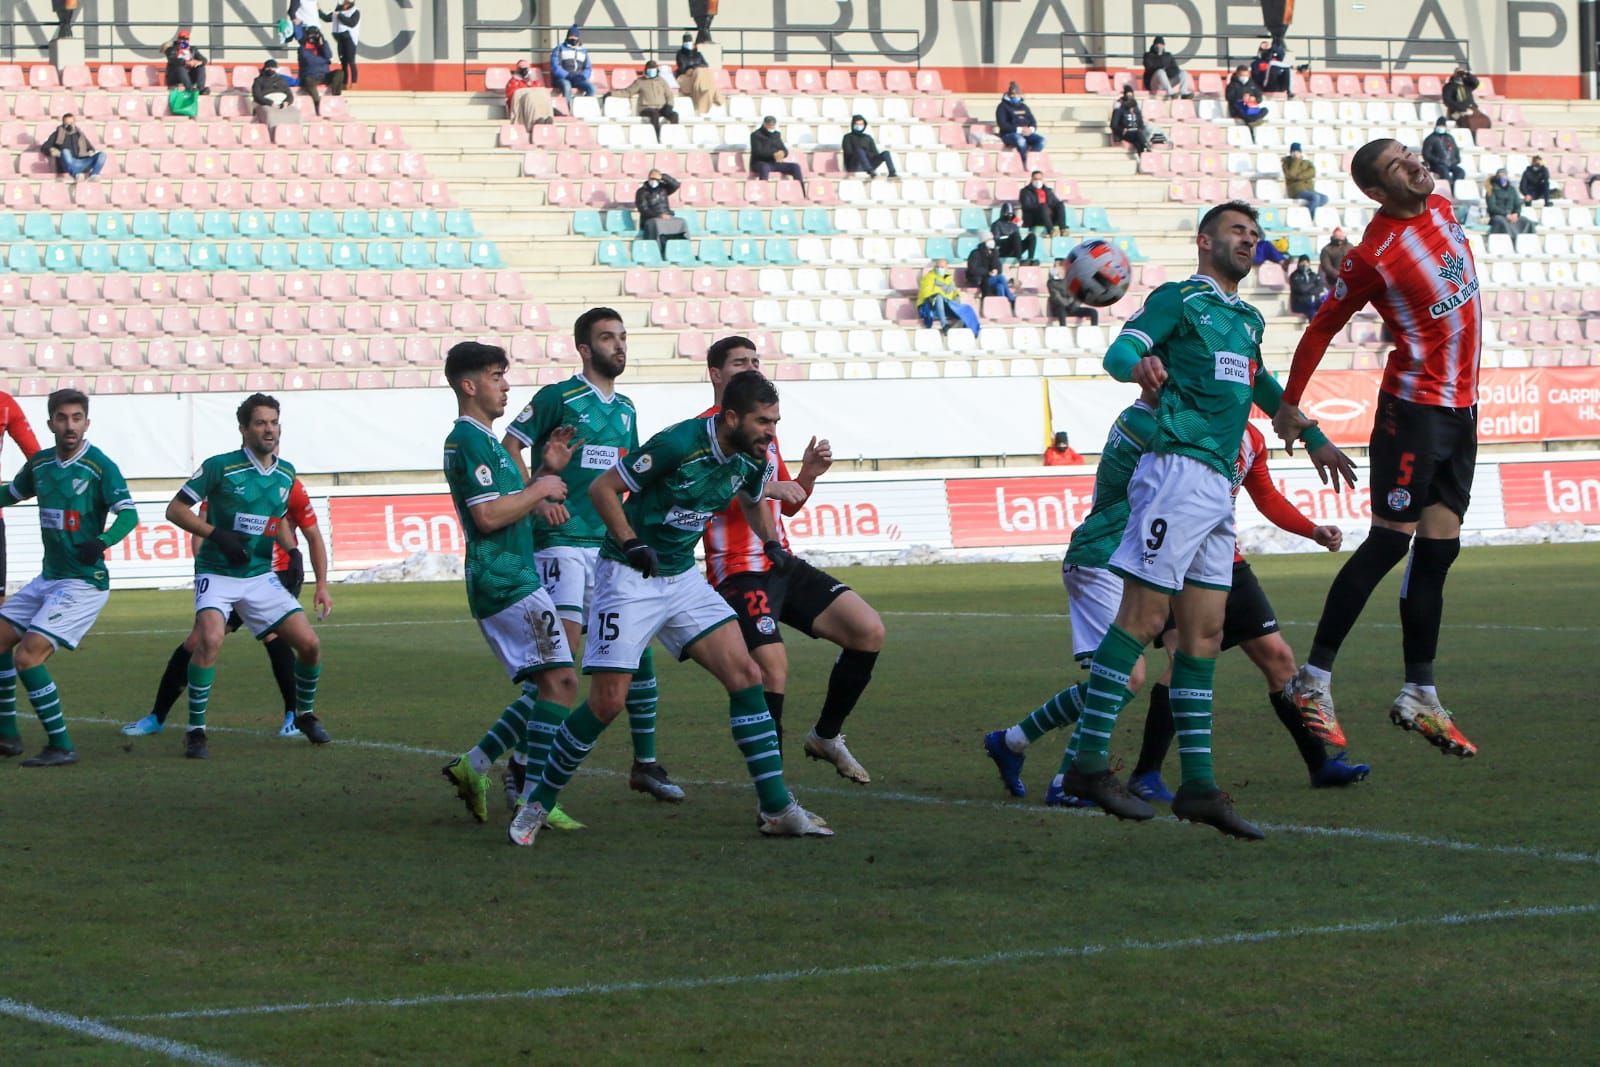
1256, 206, 1285, 231
411, 209, 444, 237
24, 213, 57, 240
272, 210, 307, 238
295, 241, 330, 271
366, 241, 399, 271
1081, 206, 1111, 231
80, 242, 116, 274
168, 210, 201, 241
131, 211, 165, 240
202, 210, 235, 238
329, 240, 366, 269
596, 239, 631, 267
44, 243, 82, 273
188, 242, 222, 271
259, 241, 294, 271
224, 240, 261, 271
1049, 236, 1076, 259
1112, 235, 1145, 261
6, 244, 43, 273
1286, 235, 1315, 257
237, 210, 269, 238
59, 212, 93, 242
959, 207, 989, 233
1061, 206, 1083, 229
630, 240, 664, 267
376, 209, 409, 236
152, 242, 189, 272
95, 213, 129, 240
737, 208, 769, 235
434, 239, 468, 269
764, 237, 798, 265
469, 240, 504, 268
954, 236, 978, 259
604, 209, 634, 234
342, 211, 375, 238
573, 210, 605, 237
696, 237, 732, 266
444, 210, 477, 237
673, 208, 701, 231
399, 239, 434, 268
770, 207, 801, 235
306, 210, 340, 238
924, 236, 954, 261
730, 238, 763, 265
802, 208, 836, 235
705, 208, 737, 236
0, 215, 19, 242
663, 239, 697, 265
117, 243, 153, 272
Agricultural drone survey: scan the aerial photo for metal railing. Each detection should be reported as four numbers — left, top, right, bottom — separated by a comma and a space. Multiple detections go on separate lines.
2, 17, 293, 63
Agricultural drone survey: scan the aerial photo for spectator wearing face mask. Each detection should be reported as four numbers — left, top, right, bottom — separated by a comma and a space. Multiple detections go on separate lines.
1520, 155, 1552, 207
674, 30, 724, 114
550, 24, 594, 109
1487, 168, 1535, 244
636, 169, 687, 253
164, 29, 209, 93
750, 116, 805, 192
1047, 258, 1098, 326
965, 235, 1017, 314
996, 81, 1044, 166
1111, 87, 1151, 154
320, 0, 360, 88
1288, 255, 1326, 318
1443, 68, 1489, 131
1019, 171, 1068, 236
989, 203, 1037, 264
1249, 39, 1295, 96
917, 259, 961, 333
251, 59, 302, 133
505, 58, 552, 127
1318, 227, 1350, 289
1043, 431, 1085, 466
841, 115, 896, 178
41, 112, 105, 181
1281, 142, 1328, 211
1226, 65, 1267, 129
1141, 36, 1193, 99
609, 61, 679, 141
1422, 119, 1465, 182
297, 26, 342, 114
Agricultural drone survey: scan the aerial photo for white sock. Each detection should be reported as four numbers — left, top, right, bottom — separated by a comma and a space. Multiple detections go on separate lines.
467, 746, 491, 774
1051, 773, 1064, 788
1004, 725, 1028, 753
1301, 664, 1332, 687
1411, 683, 1440, 703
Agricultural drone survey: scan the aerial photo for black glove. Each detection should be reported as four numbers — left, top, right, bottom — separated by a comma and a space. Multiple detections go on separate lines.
207, 527, 251, 566
74, 538, 107, 564
762, 539, 795, 574
622, 538, 659, 578
282, 547, 306, 593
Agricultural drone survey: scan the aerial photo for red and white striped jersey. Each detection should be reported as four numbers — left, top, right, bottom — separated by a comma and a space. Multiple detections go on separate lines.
1231, 421, 1317, 562
1286, 194, 1481, 409
699, 405, 798, 586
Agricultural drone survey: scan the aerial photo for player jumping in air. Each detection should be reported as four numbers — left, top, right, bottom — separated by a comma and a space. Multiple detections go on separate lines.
0, 390, 137, 765
1276, 138, 1483, 758
700, 336, 885, 783
1051, 201, 1349, 839
437, 341, 583, 833
502, 308, 686, 808
158, 395, 327, 759
507, 371, 832, 848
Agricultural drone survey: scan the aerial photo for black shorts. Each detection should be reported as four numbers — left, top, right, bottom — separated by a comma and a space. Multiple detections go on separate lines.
1369, 392, 1477, 523
717, 559, 851, 649
0, 512, 6, 590
1155, 560, 1280, 652
225, 563, 303, 633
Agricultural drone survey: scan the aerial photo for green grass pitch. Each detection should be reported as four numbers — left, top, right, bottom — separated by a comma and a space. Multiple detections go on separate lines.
4, 543, 1598, 1063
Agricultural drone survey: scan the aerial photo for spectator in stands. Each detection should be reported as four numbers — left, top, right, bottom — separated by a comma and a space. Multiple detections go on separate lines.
689, 0, 716, 41
1043, 431, 1085, 466
40, 112, 104, 182
609, 61, 679, 141
1250, 39, 1295, 96
1520, 155, 1552, 207
1288, 255, 1326, 318
297, 26, 342, 114
550, 25, 594, 109
916, 260, 961, 333
1281, 143, 1328, 211
996, 82, 1044, 166
990, 204, 1038, 264
1443, 68, 1489, 131
841, 115, 896, 178
1141, 36, 1193, 99
1422, 118, 1465, 183
965, 235, 1017, 314
1019, 171, 1068, 236
1047, 259, 1098, 326
505, 58, 536, 115
1226, 65, 1267, 131
1487, 169, 1535, 243
1110, 86, 1151, 154
636, 169, 687, 253
1318, 226, 1350, 288
164, 29, 209, 94
676, 31, 707, 77
52, 0, 79, 42
287, 0, 317, 43
1253, 233, 1289, 270
675, 31, 724, 114
750, 117, 806, 192
251, 59, 302, 133
320, 1, 361, 89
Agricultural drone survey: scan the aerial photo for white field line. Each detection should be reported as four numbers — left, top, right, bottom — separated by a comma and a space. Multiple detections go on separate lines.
113, 902, 1600, 1022
76, 719, 1600, 869
0, 997, 259, 1066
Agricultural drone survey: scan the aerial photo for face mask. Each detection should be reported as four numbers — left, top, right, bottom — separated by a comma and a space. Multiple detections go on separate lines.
648, 179, 659, 188
1007, 95, 1020, 103
852, 124, 864, 132
645, 69, 658, 78
566, 39, 578, 47
1031, 180, 1042, 188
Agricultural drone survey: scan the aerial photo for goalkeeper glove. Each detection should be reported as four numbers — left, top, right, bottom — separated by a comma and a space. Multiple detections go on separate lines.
74, 538, 107, 564
622, 538, 659, 578
207, 527, 251, 566
762, 540, 795, 574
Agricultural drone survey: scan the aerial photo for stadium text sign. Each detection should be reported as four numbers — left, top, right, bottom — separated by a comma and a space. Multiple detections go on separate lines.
1499, 461, 1600, 526
328, 495, 463, 566
945, 475, 1098, 548
1298, 368, 1600, 446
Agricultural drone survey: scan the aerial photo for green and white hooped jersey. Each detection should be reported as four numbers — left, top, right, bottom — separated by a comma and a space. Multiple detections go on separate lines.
444, 416, 543, 620
6, 442, 135, 591
181, 449, 295, 579
506, 374, 640, 550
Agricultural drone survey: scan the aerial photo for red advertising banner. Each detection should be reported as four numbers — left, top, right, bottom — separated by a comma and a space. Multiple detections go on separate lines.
328, 494, 464, 567
1296, 368, 1600, 447
1499, 461, 1600, 527
945, 475, 1098, 548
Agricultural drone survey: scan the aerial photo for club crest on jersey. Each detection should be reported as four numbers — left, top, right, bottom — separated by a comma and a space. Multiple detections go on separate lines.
1448, 221, 1466, 245
72, 477, 90, 495
1387, 488, 1412, 511
633, 454, 653, 474
1334, 279, 1348, 300
1437, 250, 1468, 290
756, 616, 777, 635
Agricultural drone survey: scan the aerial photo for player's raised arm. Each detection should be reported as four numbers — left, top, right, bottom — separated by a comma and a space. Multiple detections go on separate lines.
1252, 374, 1358, 487
1281, 251, 1383, 411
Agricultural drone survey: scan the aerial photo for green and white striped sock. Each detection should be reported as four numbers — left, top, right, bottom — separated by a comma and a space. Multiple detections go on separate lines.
1170, 652, 1217, 789
530, 702, 607, 811
19, 664, 70, 751
186, 663, 216, 730
730, 685, 790, 815
626, 646, 659, 763
0, 650, 17, 740
1006, 681, 1085, 750
475, 684, 536, 765
292, 659, 320, 715
1071, 625, 1146, 774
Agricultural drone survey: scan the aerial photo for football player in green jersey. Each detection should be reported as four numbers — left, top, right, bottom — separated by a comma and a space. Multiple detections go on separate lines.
162, 395, 327, 760
508, 371, 833, 847
0, 390, 138, 766
1063, 201, 1350, 839
501, 308, 685, 807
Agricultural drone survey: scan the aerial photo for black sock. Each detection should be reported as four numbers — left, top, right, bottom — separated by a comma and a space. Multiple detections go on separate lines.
1270, 689, 1328, 772
1400, 536, 1459, 687
1133, 683, 1173, 777
815, 649, 878, 739
764, 690, 785, 751
265, 637, 297, 716
152, 644, 192, 724
1308, 527, 1412, 670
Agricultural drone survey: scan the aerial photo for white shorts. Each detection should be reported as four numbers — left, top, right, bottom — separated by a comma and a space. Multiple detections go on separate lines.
1109, 452, 1237, 595
0, 576, 109, 651
536, 545, 598, 625
477, 586, 574, 682
583, 557, 736, 673
194, 572, 303, 638
1061, 562, 1122, 667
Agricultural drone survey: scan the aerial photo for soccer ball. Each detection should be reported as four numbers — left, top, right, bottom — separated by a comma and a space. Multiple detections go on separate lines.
1063, 239, 1132, 307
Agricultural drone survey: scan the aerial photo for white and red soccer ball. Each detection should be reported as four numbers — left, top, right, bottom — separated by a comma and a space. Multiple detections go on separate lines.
1063, 238, 1132, 307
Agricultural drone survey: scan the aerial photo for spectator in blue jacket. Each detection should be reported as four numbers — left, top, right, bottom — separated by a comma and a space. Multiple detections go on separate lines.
996, 81, 1044, 166
550, 24, 594, 109
296, 25, 342, 114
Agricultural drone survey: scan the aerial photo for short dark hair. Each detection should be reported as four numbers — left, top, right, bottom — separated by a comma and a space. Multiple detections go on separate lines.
1233, 64, 1249, 75
236, 392, 280, 427
47, 388, 88, 417
707, 335, 756, 371
574, 306, 623, 349
1351, 138, 1397, 191
722, 370, 779, 416
443, 342, 507, 394
1198, 200, 1259, 238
